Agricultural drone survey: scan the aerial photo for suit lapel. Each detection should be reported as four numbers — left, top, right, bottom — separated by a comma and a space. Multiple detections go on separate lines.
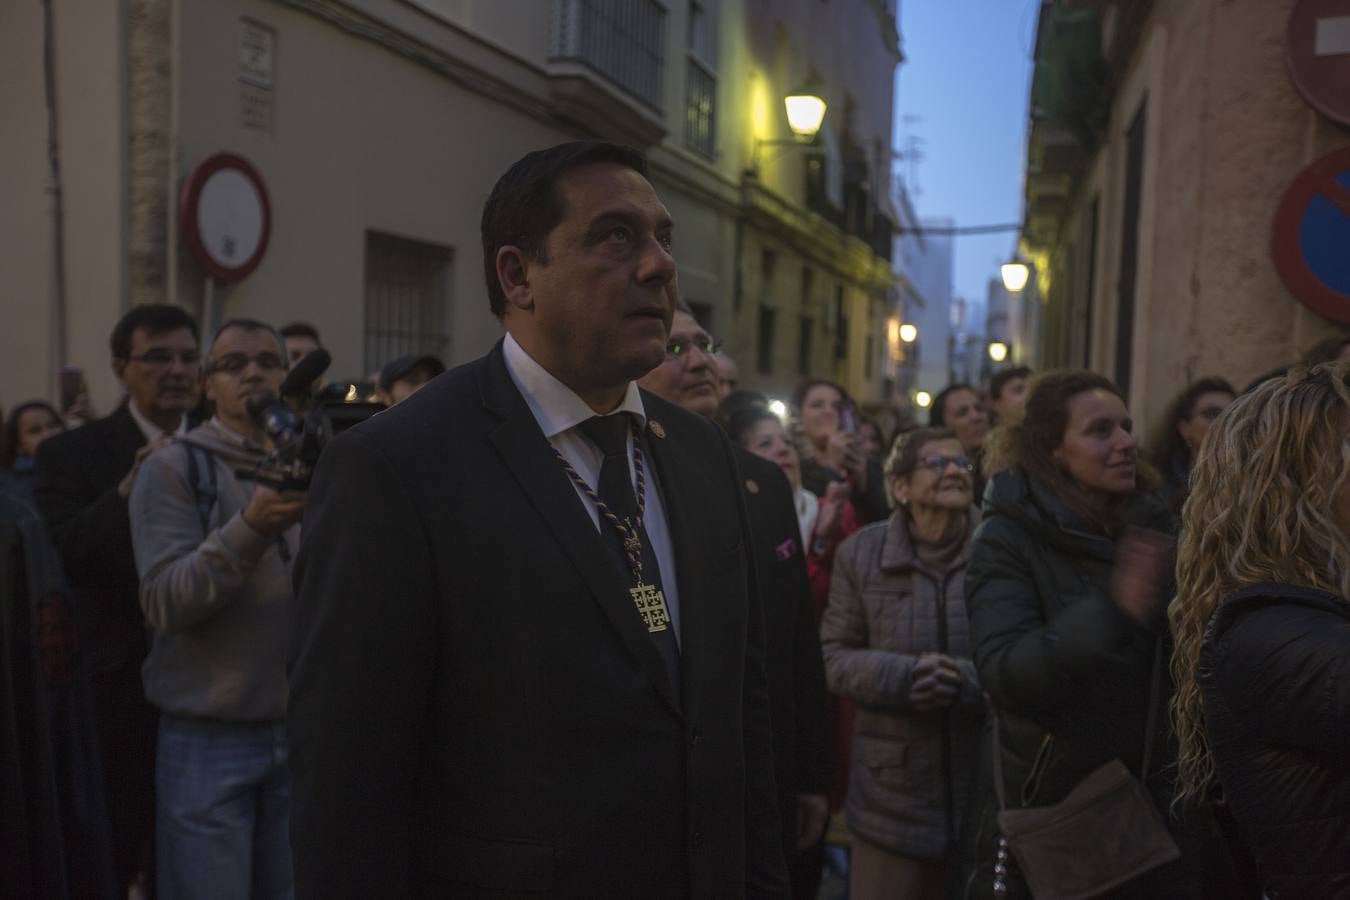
478, 344, 681, 716
638, 405, 705, 726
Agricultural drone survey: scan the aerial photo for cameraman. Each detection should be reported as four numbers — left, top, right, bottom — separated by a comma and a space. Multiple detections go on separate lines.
129, 319, 303, 900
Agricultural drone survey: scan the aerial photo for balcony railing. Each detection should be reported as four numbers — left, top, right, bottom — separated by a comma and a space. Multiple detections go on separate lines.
552, 0, 667, 111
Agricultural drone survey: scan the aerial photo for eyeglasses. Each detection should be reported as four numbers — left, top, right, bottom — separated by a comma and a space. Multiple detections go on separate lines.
206, 352, 286, 374
666, 336, 722, 359
918, 455, 974, 474
126, 349, 201, 368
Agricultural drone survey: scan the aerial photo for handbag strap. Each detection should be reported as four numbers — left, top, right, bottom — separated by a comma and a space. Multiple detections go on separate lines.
989, 635, 1163, 812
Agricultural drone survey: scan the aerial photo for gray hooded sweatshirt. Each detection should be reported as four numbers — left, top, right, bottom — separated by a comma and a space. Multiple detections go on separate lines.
129, 418, 298, 721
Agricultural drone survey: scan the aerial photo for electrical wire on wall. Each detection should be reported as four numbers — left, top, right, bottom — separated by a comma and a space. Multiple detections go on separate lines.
42, 0, 69, 386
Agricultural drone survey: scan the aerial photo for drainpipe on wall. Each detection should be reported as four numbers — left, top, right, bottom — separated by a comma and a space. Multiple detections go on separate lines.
166, 0, 181, 307
42, 0, 69, 391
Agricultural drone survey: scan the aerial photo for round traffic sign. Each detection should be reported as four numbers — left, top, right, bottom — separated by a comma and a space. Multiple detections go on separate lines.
1271, 145, 1350, 324
1286, 0, 1350, 126
179, 153, 271, 284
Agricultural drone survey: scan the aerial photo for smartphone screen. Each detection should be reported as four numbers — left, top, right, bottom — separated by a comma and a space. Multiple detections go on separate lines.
839, 402, 858, 434
59, 366, 84, 412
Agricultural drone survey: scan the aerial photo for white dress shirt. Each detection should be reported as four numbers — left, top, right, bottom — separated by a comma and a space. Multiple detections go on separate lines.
128, 398, 189, 443
502, 334, 681, 643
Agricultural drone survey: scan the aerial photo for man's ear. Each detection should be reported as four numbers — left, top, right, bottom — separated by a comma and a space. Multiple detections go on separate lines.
112, 358, 128, 386
496, 245, 534, 314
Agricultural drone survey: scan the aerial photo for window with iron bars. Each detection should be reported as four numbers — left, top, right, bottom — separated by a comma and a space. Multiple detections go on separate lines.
552, 0, 667, 110
363, 232, 453, 375
684, 0, 717, 158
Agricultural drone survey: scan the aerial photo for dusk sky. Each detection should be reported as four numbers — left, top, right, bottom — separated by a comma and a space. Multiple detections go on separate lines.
894, 0, 1037, 312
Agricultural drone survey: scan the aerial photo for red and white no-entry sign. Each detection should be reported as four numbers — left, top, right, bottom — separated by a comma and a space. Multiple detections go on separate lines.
1287, 0, 1350, 126
179, 153, 272, 284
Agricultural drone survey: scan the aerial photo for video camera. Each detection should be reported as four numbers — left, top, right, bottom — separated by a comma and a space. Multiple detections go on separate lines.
239, 349, 383, 491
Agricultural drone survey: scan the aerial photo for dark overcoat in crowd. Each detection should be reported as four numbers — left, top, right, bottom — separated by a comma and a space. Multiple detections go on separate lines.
735, 449, 832, 897
288, 341, 787, 898
1201, 582, 1350, 899
33, 401, 159, 892
961, 468, 1239, 900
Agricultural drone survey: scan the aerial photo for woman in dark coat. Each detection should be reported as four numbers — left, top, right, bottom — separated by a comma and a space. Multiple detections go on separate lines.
1171, 364, 1350, 898
962, 371, 1223, 899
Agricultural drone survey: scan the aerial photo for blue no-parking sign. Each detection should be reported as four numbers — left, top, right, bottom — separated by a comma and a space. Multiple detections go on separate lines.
1271, 146, 1350, 324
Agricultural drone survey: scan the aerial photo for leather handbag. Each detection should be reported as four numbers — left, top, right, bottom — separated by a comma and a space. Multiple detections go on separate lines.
990, 641, 1180, 899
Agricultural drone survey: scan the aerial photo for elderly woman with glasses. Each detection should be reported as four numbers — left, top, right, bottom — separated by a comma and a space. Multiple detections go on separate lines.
820, 426, 984, 899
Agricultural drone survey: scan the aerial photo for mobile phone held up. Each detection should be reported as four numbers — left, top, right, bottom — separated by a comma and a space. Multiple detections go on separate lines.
839, 401, 858, 435
59, 366, 85, 413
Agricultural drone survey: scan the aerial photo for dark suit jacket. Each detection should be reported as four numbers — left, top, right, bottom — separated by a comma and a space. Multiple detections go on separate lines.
34, 402, 147, 678
733, 450, 831, 853
289, 342, 788, 899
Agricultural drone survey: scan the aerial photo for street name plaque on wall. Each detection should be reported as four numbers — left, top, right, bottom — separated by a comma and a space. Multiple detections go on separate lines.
1286, 0, 1350, 126
179, 153, 272, 284
1271, 145, 1350, 324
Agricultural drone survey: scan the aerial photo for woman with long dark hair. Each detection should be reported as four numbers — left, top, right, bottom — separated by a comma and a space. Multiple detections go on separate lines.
1145, 377, 1235, 511
1171, 364, 1350, 897
963, 371, 1219, 898
791, 379, 889, 523
0, 400, 65, 504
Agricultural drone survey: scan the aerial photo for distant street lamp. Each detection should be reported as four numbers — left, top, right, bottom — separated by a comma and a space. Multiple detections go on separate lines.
899, 323, 918, 343
784, 80, 828, 138
768, 399, 788, 419
988, 341, 1010, 363
1001, 262, 1030, 292
914, 390, 933, 409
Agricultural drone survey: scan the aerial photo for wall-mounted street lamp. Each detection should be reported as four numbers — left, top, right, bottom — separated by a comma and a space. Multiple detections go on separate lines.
784, 84, 828, 138
1001, 261, 1030, 292
768, 399, 788, 419
988, 341, 1010, 363
899, 323, 918, 343
914, 390, 933, 409
751, 79, 827, 172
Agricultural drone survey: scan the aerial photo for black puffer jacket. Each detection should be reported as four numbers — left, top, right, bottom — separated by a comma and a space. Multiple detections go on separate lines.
1201, 583, 1350, 899
961, 468, 1216, 899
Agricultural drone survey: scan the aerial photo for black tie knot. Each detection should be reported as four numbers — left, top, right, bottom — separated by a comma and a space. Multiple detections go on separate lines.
579, 414, 632, 459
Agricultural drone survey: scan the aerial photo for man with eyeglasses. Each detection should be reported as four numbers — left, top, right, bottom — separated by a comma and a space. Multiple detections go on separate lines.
129, 318, 304, 898
640, 305, 832, 899
34, 303, 202, 896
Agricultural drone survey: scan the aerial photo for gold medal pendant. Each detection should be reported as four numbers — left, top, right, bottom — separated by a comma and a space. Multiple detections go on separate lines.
630, 582, 671, 633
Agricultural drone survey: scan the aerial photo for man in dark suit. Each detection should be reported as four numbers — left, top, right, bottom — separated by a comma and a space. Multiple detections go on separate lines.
289, 142, 787, 898
35, 303, 201, 896
639, 306, 832, 898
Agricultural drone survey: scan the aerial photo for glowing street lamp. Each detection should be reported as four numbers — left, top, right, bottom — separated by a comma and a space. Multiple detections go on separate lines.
914, 391, 933, 409
988, 341, 1010, 363
899, 323, 918, 343
1001, 262, 1030, 292
768, 399, 788, 419
784, 84, 827, 138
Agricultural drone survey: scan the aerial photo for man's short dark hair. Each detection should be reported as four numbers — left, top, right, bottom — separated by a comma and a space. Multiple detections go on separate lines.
929, 383, 976, 427
110, 304, 199, 360
990, 366, 1033, 402
209, 318, 287, 361
480, 141, 649, 319
280, 321, 321, 343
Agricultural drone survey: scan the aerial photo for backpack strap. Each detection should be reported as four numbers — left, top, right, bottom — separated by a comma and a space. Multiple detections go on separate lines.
182, 441, 218, 535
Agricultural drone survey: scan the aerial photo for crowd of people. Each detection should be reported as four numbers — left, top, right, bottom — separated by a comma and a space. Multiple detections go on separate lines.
1, 139, 1347, 900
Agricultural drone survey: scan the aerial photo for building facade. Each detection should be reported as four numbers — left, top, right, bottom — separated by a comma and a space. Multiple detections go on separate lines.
3, 0, 902, 416
1022, 0, 1349, 429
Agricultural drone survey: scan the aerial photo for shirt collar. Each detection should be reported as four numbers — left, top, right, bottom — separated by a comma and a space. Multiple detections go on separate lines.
501, 333, 647, 439
127, 399, 188, 442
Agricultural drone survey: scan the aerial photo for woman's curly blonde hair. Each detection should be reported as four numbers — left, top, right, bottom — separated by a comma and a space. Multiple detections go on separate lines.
1169, 363, 1350, 808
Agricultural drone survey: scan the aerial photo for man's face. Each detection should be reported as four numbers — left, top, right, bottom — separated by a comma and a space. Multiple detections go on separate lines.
285, 334, 321, 366
993, 376, 1029, 424
637, 310, 721, 417
203, 327, 288, 426
715, 355, 739, 401
114, 326, 201, 419
513, 162, 677, 391
383, 366, 437, 406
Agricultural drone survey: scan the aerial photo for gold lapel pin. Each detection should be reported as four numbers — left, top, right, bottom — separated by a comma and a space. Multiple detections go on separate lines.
745, 479, 760, 494
649, 420, 667, 439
